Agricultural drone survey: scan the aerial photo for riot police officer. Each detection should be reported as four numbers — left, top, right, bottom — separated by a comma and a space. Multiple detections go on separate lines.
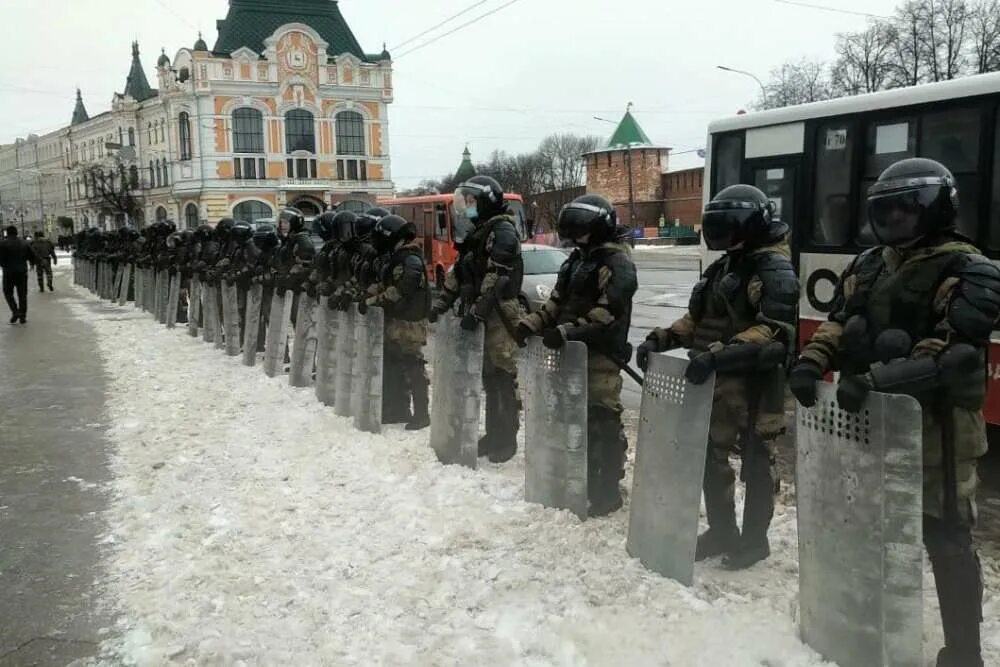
638, 184, 798, 569
516, 195, 637, 515
274, 207, 316, 294
332, 207, 387, 311
791, 158, 997, 667
363, 214, 432, 430
252, 223, 281, 352
431, 176, 524, 463
305, 211, 343, 299
228, 222, 258, 339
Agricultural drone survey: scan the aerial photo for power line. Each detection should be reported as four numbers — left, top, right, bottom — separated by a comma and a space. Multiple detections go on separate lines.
150, 0, 200, 31
772, 0, 890, 20
395, 0, 525, 60
389, 0, 491, 51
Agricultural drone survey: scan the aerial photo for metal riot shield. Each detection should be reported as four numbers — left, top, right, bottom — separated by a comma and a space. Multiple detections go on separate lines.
522, 337, 589, 520
159, 270, 171, 324
262, 289, 290, 377
314, 296, 339, 405
165, 273, 181, 329
133, 266, 144, 309
241, 283, 264, 366
223, 281, 241, 356
429, 314, 484, 468
113, 265, 124, 301
351, 306, 384, 434
626, 352, 715, 586
213, 283, 226, 350
187, 276, 201, 338
201, 281, 217, 344
152, 270, 161, 318
118, 264, 133, 306
796, 382, 923, 667
289, 293, 319, 387
333, 304, 357, 417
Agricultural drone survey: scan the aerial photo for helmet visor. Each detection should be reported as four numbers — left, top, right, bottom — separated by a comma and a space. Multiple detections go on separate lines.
701, 203, 755, 251
866, 185, 938, 246
451, 192, 476, 243
558, 202, 605, 241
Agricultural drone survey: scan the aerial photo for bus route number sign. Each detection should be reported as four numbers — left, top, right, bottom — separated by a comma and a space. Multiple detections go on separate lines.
825, 129, 847, 151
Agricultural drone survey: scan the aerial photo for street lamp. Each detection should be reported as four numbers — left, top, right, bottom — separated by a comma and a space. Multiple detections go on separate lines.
717, 65, 768, 107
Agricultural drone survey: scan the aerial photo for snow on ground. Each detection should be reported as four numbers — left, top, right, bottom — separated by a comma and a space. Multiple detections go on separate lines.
67, 283, 999, 666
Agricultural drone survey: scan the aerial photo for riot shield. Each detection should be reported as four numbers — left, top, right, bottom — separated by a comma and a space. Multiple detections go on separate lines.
333, 304, 357, 418
429, 314, 484, 468
626, 352, 715, 586
796, 382, 923, 667
522, 338, 589, 520
262, 289, 289, 377
314, 296, 339, 406
213, 283, 226, 350
202, 281, 217, 344
165, 273, 182, 329
223, 281, 241, 356
241, 284, 264, 366
118, 264, 133, 306
133, 267, 144, 309
187, 276, 201, 338
160, 270, 171, 324
351, 306, 384, 434
289, 293, 319, 387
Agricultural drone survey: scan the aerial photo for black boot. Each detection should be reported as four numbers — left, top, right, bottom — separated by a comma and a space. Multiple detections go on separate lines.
405, 358, 430, 431
926, 516, 984, 667
587, 406, 625, 517
487, 371, 519, 463
381, 357, 413, 424
723, 436, 775, 570
478, 374, 498, 456
697, 442, 739, 561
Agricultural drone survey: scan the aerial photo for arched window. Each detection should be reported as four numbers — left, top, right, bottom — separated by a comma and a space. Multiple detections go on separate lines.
128, 127, 135, 147
155, 161, 162, 187
155, 206, 167, 222
162, 159, 169, 187
118, 127, 124, 146
285, 109, 315, 153
66, 180, 72, 201
129, 165, 139, 189
335, 111, 365, 155
179, 112, 192, 160
232, 108, 264, 153
147, 122, 153, 144
184, 203, 199, 229
232, 200, 273, 225
149, 161, 155, 186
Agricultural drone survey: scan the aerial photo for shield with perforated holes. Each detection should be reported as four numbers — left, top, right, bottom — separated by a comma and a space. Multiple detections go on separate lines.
796, 381, 923, 667
522, 337, 589, 520
429, 314, 484, 468
626, 352, 715, 586
351, 306, 384, 434
314, 296, 339, 405
289, 293, 319, 387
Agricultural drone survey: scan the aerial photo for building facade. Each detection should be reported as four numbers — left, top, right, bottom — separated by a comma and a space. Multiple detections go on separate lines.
0, 0, 394, 235
662, 166, 705, 228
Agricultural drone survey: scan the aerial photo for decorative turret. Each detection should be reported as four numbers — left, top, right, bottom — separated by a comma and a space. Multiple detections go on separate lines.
123, 41, 156, 102
71, 88, 89, 125
193, 32, 208, 52
454, 145, 476, 183
157, 48, 171, 68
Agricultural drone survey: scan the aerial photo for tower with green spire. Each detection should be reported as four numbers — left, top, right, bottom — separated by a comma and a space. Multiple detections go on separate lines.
123, 41, 155, 102
454, 146, 476, 184
583, 104, 671, 229
71, 88, 89, 125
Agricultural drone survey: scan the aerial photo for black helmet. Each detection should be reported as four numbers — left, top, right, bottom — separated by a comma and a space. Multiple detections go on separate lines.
165, 231, 184, 249
558, 194, 617, 244
231, 222, 254, 244
195, 224, 214, 242
253, 223, 279, 251
180, 229, 196, 245
280, 207, 305, 235
216, 217, 235, 240
866, 157, 959, 247
332, 211, 358, 242
372, 214, 417, 253
701, 184, 783, 251
356, 207, 388, 239
454, 175, 506, 223
313, 211, 338, 242
164, 220, 177, 234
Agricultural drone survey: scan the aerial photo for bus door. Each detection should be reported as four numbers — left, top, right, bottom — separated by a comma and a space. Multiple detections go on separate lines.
744, 157, 800, 256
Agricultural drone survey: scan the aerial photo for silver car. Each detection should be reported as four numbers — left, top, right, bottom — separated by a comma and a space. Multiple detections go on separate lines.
520, 244, 570, 312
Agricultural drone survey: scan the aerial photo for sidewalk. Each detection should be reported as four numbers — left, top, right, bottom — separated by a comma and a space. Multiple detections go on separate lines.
0, 263, 110, 665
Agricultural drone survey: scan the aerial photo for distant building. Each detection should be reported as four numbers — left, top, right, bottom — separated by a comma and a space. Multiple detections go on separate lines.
454, 145, 476, 184
0, 0, 394, 234
663, 167, 705, 228
583, 108, 671, 229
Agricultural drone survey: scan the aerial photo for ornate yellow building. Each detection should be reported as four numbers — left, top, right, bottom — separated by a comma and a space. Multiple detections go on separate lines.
0, 0, 394, 234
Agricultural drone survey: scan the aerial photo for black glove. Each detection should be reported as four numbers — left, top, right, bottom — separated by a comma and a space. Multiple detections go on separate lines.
317, 281, 333, 297
460, 312, 480, 332
788, 360, 824, 408
357, 300, 368, 315
837, 374, 871, 413
636, 340, 658, 372
513, 322, 532, 348
685, 351, 716, 385
541, 327, 565, 349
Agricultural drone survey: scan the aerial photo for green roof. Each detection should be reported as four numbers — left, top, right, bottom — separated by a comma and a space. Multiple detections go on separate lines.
213, 0, 369, 60
454, 146, 476, 183
71, 88, 89, 125
124, 41, 156, 102
607, 110, 653, 149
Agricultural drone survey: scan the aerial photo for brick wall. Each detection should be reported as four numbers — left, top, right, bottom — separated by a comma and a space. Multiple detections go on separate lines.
585, 148, 668, 228
662, 166, 705, 228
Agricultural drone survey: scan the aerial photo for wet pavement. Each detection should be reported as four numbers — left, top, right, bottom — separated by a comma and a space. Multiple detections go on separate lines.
0, 263, 110, 666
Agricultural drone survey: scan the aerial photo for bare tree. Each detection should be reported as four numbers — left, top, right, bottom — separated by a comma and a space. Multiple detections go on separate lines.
890, 0, 927, 86
536, 133, 603, 191
922, 0, 971, 81
969, 0, 1000, 72
80, 163, 143, 222
757, 58, 833, 109
831, 22, 898, 95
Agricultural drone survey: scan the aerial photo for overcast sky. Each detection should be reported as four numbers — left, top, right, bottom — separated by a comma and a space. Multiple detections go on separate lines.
1, 0, 901, 188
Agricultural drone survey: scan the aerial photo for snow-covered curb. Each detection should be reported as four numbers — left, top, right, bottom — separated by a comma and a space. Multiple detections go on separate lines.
67, 286, 998, 666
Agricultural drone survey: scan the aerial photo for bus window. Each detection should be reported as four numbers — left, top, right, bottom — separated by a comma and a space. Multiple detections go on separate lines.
507, 200, 527, 240
858, 118, 916, 245
922, 108, 981, 239
812, 121, 853, 246
435, 203, 449, 241
712, 133, 742, 194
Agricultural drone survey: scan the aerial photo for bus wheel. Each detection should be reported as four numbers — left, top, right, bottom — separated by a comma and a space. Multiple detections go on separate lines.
435, 266, 446, 290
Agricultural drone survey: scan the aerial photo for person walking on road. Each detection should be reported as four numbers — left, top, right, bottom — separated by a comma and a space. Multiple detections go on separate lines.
0, 225, 37, 324
30, 231, 57, 292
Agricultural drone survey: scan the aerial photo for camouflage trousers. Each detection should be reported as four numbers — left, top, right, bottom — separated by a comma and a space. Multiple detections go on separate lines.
483, 298, 524, 377
922, 406, 987, 525
35, 258, 53, 289
588, 352, 624, 414
386, 318, 428, 357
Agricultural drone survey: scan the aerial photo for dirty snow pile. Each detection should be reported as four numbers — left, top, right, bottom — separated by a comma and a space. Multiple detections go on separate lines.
68, 292, 999, 666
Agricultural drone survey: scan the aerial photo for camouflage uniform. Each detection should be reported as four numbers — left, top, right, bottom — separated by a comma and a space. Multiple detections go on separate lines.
647, 239, 797, 552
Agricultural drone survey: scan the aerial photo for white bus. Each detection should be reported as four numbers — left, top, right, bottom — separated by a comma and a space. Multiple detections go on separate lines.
704, 72, 1000, 422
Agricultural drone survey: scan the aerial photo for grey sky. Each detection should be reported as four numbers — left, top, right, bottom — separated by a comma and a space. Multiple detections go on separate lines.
0, 0, 900, 189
